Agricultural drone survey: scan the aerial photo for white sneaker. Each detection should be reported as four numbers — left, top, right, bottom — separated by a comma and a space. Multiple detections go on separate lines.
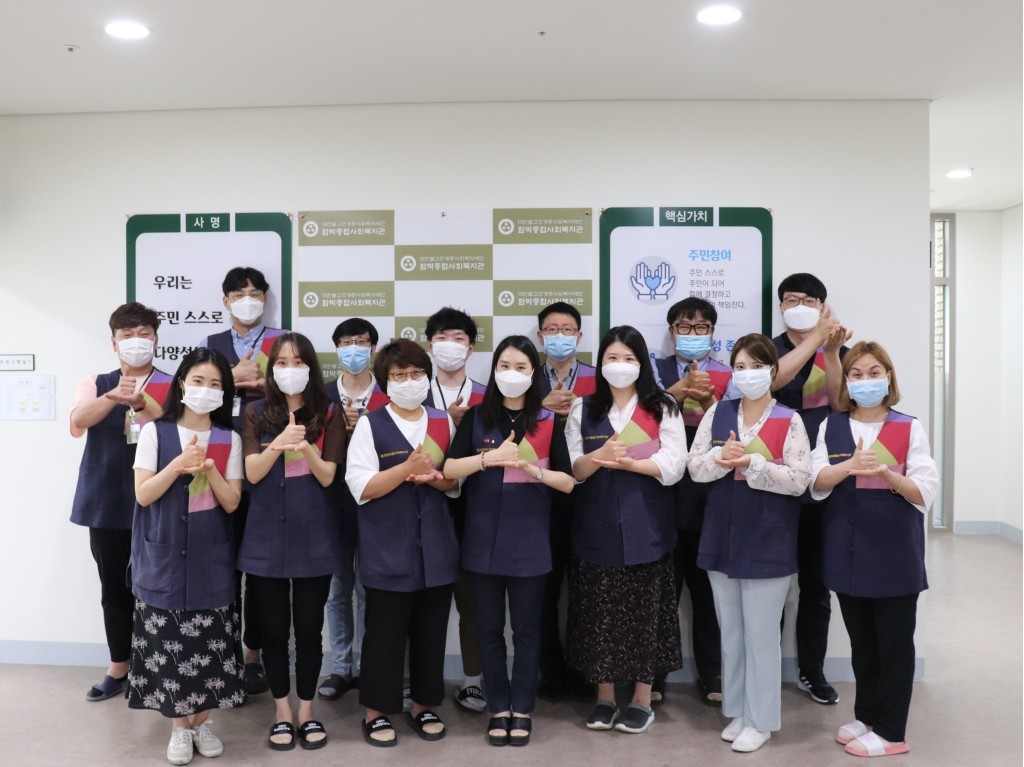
167, 727, 194, 765
721, 717, 745, 742
731, 726, 771, 752
191, 721, 224, 758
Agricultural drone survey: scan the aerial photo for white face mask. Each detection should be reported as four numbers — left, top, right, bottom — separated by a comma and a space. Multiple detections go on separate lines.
273, 366, 310, 395
602, 362, 641, 389
431, 341, 469, 372
732, 368, 773, 399
388, 377, 430, 410
118, 337, 155, 367
181, 386, 224, 415
782, 305, 820, 332
494, 370, 533, 398
229, 296, 265, 324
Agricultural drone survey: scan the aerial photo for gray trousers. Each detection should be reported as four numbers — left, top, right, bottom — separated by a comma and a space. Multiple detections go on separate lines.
708, 570, 792, 733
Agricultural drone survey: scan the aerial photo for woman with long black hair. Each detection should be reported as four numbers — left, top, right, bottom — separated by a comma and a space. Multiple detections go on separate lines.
129, 347, 247, 765
443, 335, 574, 746
565, 325, 687, 735
239, 332, 347, 751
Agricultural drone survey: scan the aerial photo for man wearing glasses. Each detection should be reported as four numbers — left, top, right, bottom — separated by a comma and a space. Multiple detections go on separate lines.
200, 266, 288, 697
536, 301, 597, 416
771, 272, 852, 708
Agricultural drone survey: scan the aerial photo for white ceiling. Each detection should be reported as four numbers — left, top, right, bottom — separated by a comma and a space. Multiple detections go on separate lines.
1, 0, 1020, 210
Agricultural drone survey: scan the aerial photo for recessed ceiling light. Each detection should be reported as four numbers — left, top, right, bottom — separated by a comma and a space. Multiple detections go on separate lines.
105, 21, 150, 39
697, 6, 742, 24
946, 169, 972, 179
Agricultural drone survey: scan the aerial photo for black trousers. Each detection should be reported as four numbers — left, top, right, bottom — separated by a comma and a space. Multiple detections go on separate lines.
249, 574, 332, 701
232, 493, 262, 650
359, 583, 454, 715
539, 521, 574, 681
838, 592, 919, 743
796, 505, 832, 678
468, 571, 546, 715
671, 529, 722, 681
88, 527, 134, 664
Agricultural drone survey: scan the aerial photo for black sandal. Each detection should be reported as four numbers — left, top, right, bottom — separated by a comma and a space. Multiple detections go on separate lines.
406, 710, 446, 741
268, 722, 296, 751
362, 716, 398, 748
488, 716, 511, 746
510, 716, 532, 746
297, 720, 328, 750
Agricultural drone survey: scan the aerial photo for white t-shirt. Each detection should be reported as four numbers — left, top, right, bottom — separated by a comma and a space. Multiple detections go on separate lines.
429, 376, 479, 411
133, 421, 245, 480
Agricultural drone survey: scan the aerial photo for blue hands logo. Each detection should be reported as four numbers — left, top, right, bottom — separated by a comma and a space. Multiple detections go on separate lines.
630, 259, 677, 304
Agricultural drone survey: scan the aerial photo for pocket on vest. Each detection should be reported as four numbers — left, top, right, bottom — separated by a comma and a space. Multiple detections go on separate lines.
752, 505, 797, 566
362, 527, 412, 578
307, 506, 340, 560
137, 539, 174, 593
203, 541, 236, 598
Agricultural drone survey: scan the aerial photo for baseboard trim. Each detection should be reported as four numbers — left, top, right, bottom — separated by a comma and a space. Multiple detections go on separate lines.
953, 520, 1023, 543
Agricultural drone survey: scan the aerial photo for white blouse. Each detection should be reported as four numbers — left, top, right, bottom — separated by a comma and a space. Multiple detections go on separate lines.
345, 405, 460, 505
564, 395, 688, 486
809, 416, 939, 514
687, 399, 811, 496
132, 422, 245, 481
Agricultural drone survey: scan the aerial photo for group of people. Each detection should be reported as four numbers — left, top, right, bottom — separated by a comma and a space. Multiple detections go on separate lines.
70, 266, 937, 763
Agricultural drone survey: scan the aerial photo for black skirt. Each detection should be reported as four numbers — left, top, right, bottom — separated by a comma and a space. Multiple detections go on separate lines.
567, 553, 682, 686
127, 599, 247, 717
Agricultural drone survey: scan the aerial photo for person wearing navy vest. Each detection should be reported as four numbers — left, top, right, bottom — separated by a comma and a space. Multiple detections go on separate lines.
200, 266, 287, 697
769, 272, 853, 706
319, 317, 385, 703
652, 296, 741, 707
422, 306, 489, 713
688, 334, 812, 753
566, 326, 687, 736
129, 347, 246, 765
443, 335, 574, 746
69, 302, 173, 703
240, 332, 346, 751
344, 339, 461, 747
810, 342, 937, 758
533, 301, 598, 702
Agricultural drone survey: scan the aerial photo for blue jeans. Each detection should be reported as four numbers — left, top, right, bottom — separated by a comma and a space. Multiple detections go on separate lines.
325, 547, 366, 676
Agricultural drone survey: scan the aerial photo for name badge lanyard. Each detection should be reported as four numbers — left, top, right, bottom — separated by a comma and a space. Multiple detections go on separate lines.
554, 360, 578, 392
435, 378, 468, 411
127, 369, 155, 444
234, 327, 267, 417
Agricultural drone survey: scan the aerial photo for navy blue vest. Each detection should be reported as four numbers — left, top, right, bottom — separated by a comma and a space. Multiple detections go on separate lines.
71, 370, 143, 530
130, 422, 237, 610
572, 398, 676, 568
461, 406, 555, 577
698, 398, 802, 579
820, 412, 928, 598
356, 407, 461, 592
237, 401, 345, 579
771, 334, 832, 450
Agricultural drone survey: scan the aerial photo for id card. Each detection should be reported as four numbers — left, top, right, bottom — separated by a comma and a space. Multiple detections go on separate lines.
127, 420, 141, 444
233, 395, 242, 417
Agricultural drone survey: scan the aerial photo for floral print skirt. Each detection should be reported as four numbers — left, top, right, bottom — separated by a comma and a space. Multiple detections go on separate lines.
127, 599, 247, 718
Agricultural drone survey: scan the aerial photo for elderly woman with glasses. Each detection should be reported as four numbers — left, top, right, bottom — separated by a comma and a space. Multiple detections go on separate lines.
344, 339, 462, 748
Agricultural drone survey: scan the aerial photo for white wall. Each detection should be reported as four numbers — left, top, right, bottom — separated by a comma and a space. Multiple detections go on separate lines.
999, 205, 1023, 532
0, 100, 931, 674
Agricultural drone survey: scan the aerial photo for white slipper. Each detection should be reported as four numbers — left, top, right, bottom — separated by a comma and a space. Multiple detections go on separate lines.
837, 720, 869, 745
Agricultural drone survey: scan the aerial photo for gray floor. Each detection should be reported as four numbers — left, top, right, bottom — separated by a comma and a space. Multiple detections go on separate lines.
2, 534, 1020, 767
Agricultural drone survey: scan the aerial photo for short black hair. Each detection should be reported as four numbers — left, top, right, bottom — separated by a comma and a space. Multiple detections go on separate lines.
777, 273, 827, 303
332, 318, 379, 347
109, 302, 160, 335
373, 339, 433, 395
666, 297, 717, 326
158, 347, 235, 430
222, 267, 270, 296
425, 307, 477, 342
538, 301, 582, 330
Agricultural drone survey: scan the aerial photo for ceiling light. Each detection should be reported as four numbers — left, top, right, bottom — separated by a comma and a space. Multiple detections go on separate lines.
945, 169, 972, 179
697, 6, 742, 24
105, 21, 150, 39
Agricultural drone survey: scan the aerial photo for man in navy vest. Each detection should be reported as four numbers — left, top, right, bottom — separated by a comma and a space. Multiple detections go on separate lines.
70, 303, 170, 702
199, 266, 287, 696
770, 273, 852, 706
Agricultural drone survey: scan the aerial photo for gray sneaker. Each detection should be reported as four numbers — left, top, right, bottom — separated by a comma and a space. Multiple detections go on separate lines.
191, 721, 224, 758
167, 727, 194, 765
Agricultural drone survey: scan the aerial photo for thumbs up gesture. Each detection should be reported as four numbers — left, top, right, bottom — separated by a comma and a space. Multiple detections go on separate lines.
174, 434, 210, 474
847, 436, 888, 477
271, 412, 309, 452
234, 347, 261, 388
542, 379, 573, 415
591, 430, 633, 469
714, 430, 751, 468
403, 442, 435, 477
485, 429, 521, 468
447, 396, 469, 428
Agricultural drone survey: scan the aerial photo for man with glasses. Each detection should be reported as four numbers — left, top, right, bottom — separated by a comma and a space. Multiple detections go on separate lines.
535, 301, 597, 702
771, 272, 852, 707
200, 266, 287, 697
652, 296, 737, 707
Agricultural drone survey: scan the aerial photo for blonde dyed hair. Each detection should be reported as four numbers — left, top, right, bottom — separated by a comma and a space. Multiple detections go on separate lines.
836, 341, 901, 411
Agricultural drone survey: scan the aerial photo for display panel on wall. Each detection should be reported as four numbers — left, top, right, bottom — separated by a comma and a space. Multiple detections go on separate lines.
127, 213, 292, 365
600, 207, 772, 364
296, 208, 593, 384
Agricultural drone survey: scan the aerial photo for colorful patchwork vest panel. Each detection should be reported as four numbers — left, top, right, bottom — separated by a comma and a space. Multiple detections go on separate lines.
802, 347, 829, 410
421, 407, 452, 468
732, 404, 791, 481
187, 425, 234, 512
539, 361, 597, 400
503, 410, 555, 484
282, 404, 334, 478
124, 370, 174, 434
820, 411, 927, 598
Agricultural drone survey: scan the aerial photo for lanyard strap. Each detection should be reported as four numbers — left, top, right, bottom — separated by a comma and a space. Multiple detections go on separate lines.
436, 378, 467, 411
128, 369, 155, 419
240, 326, 267, 358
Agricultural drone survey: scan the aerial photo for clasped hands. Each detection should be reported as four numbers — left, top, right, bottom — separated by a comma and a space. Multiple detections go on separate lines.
480, 431, 536, 476
173, 435, 215, 475
103, 369, 146, 410
668, 367, 715, 406
268, 412, 310, 453
845, 436, 889, 478
589, 431, 634, 470
713, 431, 752, 469
233, 348, 265, 391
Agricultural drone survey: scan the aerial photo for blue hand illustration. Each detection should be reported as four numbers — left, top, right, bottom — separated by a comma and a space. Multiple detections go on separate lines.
630, 262, 675, 300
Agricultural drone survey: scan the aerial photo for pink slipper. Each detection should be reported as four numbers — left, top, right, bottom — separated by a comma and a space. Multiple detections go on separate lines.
845, 732, 910, 757
836, 720, 869, 745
